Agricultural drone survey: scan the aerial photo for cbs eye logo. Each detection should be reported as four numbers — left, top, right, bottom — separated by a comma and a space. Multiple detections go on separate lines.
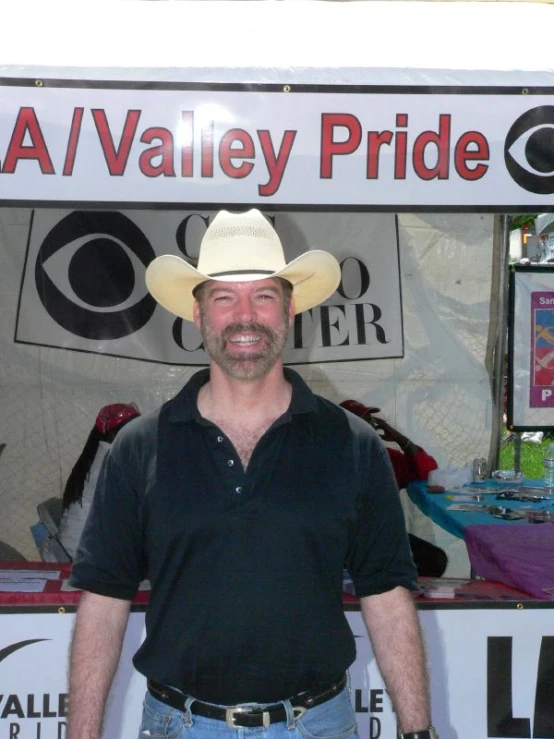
504, 106, 554, 194
35, 211, 157, 340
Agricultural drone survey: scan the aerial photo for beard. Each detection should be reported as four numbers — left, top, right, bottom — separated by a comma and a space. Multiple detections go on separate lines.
199, 316, 289, 380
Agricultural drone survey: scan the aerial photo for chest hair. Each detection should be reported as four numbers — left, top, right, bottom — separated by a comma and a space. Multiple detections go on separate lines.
216, 419, 274, 470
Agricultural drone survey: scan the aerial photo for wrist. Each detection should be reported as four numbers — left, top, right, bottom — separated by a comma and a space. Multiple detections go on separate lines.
400, 728, 438, 739
400, 439, 416, 454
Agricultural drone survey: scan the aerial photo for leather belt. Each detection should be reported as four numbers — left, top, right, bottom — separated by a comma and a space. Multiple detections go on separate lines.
147, 673, 347, 728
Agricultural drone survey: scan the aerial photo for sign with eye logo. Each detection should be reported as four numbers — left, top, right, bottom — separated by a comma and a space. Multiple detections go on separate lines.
14, 209, 403, 365
0, 83, 553, 208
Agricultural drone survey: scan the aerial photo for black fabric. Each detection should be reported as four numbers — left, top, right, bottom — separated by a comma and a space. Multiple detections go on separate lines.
70, 368, 417, 704
408, 534, 448, 577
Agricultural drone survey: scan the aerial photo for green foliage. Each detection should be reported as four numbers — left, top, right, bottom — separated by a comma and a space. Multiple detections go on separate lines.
510, 214, 538, 231
500, 432, 550, 478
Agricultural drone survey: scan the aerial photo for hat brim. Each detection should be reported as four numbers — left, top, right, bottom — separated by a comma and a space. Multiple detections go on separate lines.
145, 250, 341, 321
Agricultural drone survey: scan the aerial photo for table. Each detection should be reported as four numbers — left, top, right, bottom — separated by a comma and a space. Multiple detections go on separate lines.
406, 478, 553, 539
407, 480, 554, 600
0, 564, 552, 739
464, 524, 554, 600
0, 561, 150, 607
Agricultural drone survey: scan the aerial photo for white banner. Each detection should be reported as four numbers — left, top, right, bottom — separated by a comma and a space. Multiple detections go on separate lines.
0, 85, 553, 207
15, 209, 403, 365
0, 608, 552, 738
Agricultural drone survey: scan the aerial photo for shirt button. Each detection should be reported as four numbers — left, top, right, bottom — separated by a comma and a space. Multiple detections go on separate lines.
235, 486, 242, 494
217, 436, 224, 443
228, 459, 234, 467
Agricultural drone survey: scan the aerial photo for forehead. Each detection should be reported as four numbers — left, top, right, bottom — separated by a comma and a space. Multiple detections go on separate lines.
203, 277, 284, 295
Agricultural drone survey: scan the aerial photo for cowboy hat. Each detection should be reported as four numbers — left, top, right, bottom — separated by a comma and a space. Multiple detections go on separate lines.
145, 209, 341, 321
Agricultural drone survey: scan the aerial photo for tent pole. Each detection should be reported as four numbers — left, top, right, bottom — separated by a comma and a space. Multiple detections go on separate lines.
487, 214, 510, 470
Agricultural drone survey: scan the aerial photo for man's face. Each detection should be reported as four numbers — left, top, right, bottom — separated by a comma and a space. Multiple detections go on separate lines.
193, 277, 294, 380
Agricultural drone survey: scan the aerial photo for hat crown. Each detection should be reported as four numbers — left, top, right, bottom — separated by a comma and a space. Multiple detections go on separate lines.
198, 210, 286, 277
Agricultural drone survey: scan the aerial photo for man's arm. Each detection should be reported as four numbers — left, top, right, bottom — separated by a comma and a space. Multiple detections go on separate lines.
67, 591, 132, 739
360, 586, 431, 734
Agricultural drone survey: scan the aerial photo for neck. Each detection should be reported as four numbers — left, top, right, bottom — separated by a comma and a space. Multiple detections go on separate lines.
198, 361, 291, 422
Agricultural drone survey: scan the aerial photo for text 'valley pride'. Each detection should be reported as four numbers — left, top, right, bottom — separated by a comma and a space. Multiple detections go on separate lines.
1, 108, 490, 196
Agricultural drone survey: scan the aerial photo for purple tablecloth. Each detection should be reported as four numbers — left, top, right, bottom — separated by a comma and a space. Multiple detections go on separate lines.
464, 524, 554, 600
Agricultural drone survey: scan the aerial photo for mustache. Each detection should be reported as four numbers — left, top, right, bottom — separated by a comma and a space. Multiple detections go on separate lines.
221, 323, 276, 342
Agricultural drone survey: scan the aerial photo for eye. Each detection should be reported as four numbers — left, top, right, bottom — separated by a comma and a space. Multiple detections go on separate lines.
504, 106, 554, 195
34, 211, 156, 340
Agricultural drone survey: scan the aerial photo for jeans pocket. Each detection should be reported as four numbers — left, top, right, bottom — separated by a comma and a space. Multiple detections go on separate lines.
296, 689, 358, 739
138, 693, 186, 739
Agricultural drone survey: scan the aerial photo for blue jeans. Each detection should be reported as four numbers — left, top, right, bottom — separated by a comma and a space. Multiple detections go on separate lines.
138, 683, 359, 739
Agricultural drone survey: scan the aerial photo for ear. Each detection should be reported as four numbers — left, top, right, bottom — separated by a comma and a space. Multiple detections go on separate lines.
193, 299, 201, 330
287, 295, 295, 326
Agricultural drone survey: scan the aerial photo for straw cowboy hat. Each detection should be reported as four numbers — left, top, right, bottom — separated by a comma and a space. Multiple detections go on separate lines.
145, 209, 341, 321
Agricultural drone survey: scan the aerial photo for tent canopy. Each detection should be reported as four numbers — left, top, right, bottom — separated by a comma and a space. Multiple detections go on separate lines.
536, 213, 554, 235
1, 1, 553, 87
0, 0, 547, 572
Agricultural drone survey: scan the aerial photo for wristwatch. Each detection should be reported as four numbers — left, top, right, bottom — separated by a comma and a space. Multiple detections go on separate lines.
400, 729, 438, 739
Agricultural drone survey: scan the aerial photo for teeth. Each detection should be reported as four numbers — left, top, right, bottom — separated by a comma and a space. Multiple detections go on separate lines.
229, 335, 259, 345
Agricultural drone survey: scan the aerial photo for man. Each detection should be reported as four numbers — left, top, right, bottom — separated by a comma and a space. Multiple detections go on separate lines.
67, 209, 436, 739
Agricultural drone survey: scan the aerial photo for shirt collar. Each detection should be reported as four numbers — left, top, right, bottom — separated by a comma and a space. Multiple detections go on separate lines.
167, 367, 317, 424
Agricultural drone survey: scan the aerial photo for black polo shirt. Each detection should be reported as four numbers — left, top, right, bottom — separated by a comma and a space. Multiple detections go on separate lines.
70, 368, 416, 704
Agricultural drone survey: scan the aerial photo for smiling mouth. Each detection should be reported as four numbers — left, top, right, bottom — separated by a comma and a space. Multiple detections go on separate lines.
227, 334, 262, 347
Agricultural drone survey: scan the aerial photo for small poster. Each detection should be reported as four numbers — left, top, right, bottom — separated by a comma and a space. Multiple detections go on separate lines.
530, 291, 554, 407
508, 266, 554, 429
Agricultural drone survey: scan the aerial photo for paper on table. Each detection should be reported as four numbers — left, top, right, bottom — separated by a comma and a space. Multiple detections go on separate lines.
417, 577, 472, 599
0, 579, 47, 592
448, 503, 489, 511
0, 569, 61, 580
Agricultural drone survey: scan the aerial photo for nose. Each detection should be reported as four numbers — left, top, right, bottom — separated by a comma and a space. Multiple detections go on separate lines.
234, 292, 256, 323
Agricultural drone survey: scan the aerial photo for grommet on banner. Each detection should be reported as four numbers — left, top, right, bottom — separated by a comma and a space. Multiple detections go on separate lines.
516, 603, 524, 610
283, 85, 291, 93
58, 606, 66, 614
521, 88, 529, 95
35, 79, 43, 87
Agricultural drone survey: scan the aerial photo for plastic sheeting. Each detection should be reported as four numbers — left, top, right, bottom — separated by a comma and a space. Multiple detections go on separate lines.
0, 208, 495, 565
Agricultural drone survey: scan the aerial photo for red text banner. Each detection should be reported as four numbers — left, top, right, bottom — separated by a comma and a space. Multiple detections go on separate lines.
0, 85, 553, 207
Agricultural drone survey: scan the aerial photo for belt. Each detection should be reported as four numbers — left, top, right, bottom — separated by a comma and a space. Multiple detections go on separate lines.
147, 673, 347, 729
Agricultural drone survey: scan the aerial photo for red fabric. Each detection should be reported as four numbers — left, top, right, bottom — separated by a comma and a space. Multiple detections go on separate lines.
340, 400, 438, 488
387, 447, 438, 489
95, 403, 140, 434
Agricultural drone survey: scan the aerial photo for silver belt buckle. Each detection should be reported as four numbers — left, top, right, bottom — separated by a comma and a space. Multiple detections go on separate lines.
225, 707, 271, 729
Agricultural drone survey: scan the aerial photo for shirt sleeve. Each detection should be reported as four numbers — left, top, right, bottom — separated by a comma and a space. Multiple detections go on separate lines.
345, 430, 418, 597
69, 434, 147, 599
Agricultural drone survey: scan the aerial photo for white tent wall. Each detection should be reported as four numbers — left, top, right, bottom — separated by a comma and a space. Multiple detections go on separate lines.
0, 208, 495, 568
